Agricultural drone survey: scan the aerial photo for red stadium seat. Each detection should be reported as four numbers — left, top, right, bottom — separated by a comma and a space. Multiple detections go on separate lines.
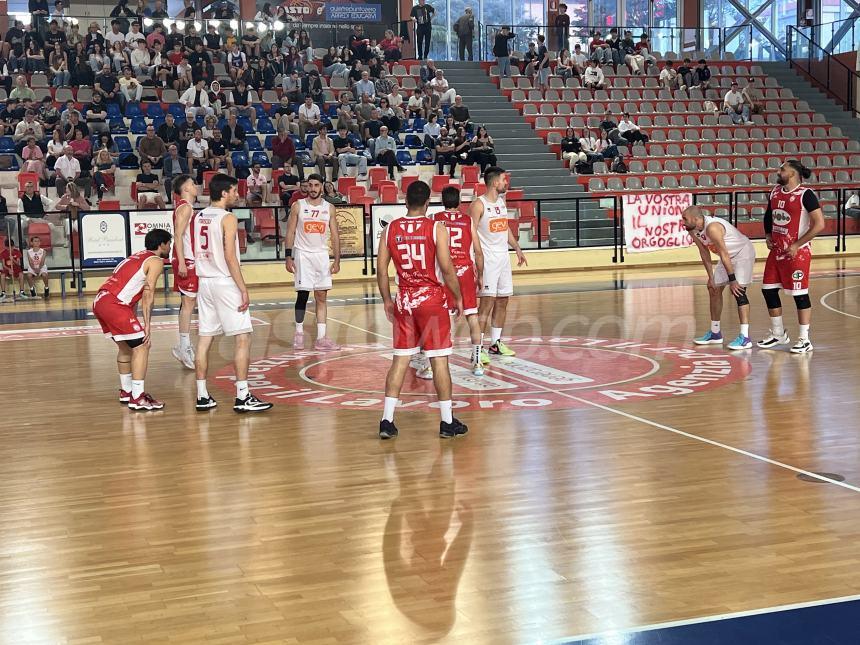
18, 172, 40, 196
461, 165, 480, 185
475, 183, 488, 196
271, 169, 285, 194
379, 184, 398, 203
99, 200, 121, 210
431, 175, 450, 193
337, 176, 357, 194
238, 179, 247, 198
202, 171, 218, 195
368, 167, 388, 190
238, 228, 247, 254
26, 221, 52, 251
507, 189, 525, 200
400, 175, 418, 193
130, 183, 138, 201
347, 185, 366, 203
256, 208, 277, 241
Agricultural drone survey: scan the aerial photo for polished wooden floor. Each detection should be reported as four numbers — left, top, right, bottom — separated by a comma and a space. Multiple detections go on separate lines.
2, 259, 860, 644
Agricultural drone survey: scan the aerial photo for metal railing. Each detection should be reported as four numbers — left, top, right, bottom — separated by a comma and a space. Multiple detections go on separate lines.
799, 17, 860, 55
788, 26, 860, 117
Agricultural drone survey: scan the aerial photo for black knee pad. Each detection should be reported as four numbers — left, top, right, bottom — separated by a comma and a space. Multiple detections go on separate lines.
763, 288, 782, 310
794, 293, 811, 310
734, 287, 749, 307
125, 337, 145, 349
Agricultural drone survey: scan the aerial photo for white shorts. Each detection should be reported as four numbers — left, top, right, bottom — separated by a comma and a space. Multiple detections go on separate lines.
713, 244, 756, 286
480, 250, 513, 297
197, 277, 253, 337
26, 266, 48, 276
294, 249, 332, 292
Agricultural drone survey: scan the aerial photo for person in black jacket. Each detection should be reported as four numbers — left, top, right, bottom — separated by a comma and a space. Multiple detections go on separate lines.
493, 26, 516, 78
410, 0, 435, 59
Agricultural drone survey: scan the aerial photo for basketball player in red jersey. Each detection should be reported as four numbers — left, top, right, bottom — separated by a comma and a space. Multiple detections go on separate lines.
92, 229, 173, 410
376, 180, 466, 440
434, 186, 485, 375
470, 166, 527, 363
759, 160, 825, 354
170, 174, 199, 369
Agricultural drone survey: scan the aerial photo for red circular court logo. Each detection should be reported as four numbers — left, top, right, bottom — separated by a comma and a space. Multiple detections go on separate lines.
214, 337, 752, 412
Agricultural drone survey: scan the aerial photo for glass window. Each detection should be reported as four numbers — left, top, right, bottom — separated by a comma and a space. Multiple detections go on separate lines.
592, 0, 618, 28
423, 0, 449, 60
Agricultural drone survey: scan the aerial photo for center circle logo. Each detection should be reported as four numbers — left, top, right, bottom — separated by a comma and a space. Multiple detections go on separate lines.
214, 337, 752, 412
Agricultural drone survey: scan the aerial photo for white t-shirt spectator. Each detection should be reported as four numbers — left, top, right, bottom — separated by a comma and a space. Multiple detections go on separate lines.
659, 67, 677, 86
579, 135, 599, 153
407, 94, 423, 111
299, 102, 321, 121
618, 118, 639, 134
125, 29, 146, 47
187, 138, 209, 160
429, 77, 450, 96
105, 30, 126, 47
55, 155, 81, 180
423, 122, 441, 137
583, 67, 604, 86
723, 89, 744, 110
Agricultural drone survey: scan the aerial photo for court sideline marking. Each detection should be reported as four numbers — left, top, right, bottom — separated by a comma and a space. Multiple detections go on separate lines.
820, 285, 860, 320
325, 315, 860, 494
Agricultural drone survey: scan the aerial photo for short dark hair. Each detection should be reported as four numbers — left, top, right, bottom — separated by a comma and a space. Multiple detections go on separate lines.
484, 166, 505, 186
306, 173, 324, 183
145, 228, 172, 250
406, 180, 431, 209
441, 186, 460, 209
172, 174, 194, 196
210, 173, 238, 202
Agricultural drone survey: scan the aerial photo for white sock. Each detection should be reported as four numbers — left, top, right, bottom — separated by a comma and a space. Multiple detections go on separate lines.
382, 396, 398, 422
472, 344, 482, 365
771, 316, 784, 336
798, 324, 810, 340
479, 332, 485, 348
295, 321, 303, 333
236, 380, 249, 399
491, 327, 503, 343
120, 373, 133, 392
317, 323, 326, 339
131, 380, 144, 398
439, 400, 453, 424
740, 323, 749, 337
179, 332, 191, 351
196, 379, 209, 399
710, 320, 721, 334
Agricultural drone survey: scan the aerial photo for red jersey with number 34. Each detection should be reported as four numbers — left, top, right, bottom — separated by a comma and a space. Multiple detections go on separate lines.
385, 216, 443, 294
433, 209, 474, 270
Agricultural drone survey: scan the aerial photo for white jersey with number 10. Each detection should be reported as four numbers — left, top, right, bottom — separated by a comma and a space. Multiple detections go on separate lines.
194, 207, 239, 279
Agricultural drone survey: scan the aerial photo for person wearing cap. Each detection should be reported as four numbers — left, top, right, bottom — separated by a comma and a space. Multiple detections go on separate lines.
492, 26, 516, 78
742, 77, 762, 116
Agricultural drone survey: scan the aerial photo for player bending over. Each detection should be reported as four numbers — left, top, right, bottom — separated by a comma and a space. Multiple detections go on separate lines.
759, 160, 825, 354
284, 173, 342, 351
376, 180, 467, 440
683, 205, 756, 350
170, 174, 199, 369
92, 228, 172, 410
435, 186, 485, 375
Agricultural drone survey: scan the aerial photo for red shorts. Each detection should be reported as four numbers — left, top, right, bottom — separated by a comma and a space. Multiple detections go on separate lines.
171, 258, 198, 296
763, 246, 811, 295
393, 287, 452, 358
443, 264, 479, 316
93, 291, 145, 342
1, 264, 22, 278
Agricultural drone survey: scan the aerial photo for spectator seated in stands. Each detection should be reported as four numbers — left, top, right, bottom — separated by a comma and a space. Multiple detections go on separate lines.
303, 70, 325, 107
620, 31, 643, 74
94, 63, 121, 106
273, 95, 298, 135
14, 110, 44, 155
470, 125, 497, 171
277, 160, 301, 207
10, 75, 35, 102
420, 59, 438, 87
162, 143, 190, 198
22, 137, 49, 182
605, 28, 623, 66
271, 128, 304, 179
742, 77, 763, 116
181, 78, 215, 119
634, 34, 656, 71
348, 24, 371, 63
694, 59, 712, 90
289, 179, 309, 206
582, 60, 606, 90
846, 191, 860, 224
334, 125, 367, 179
298, 95, 322, 139
556, 48, 580, 80
139, 125, 167, 169
578, 129, 603, 165
677, 58, 694, 90
407, 87, 425, 120
561, 127, 585, 168
312, 125, 339, 180
372, 125, 404, 180
380, 29, 403, 62
55, 181, 90, 216
354, 70, 376, 101
245, 163, 270, 209
450, 95, 471, 131
322, 46, 349, 79
17, 179, 54, 215
86, 94, 110, 136
222, 111, 249, 155
208, 129, 234, 174
618, 112, 648, 144
723, 82, 750, 125
119, 66, 143, 104
281, 70, 302, 103
93, 148, 116, 200
590, 31, 610, 64
659, 60, 680, 91
323, 181, 347, 205
49, 41, 70, 88
136, 159, 165, 209
228, 79, 257, 129
435, 127, 459, 178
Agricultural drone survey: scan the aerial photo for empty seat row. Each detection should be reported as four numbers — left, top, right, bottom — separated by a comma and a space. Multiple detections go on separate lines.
587, 170, 850, 192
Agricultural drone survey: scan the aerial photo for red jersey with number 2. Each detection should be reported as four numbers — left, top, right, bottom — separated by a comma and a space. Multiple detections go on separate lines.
433, 210, 473, 269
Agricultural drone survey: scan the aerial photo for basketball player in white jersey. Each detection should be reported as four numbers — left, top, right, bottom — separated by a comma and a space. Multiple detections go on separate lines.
284, 173, 342, 351
682, 206, 756, 350
25, 235, 50, 298
470, 166, 527, 363
192, 173, 273, 413
170, 174, 199, 369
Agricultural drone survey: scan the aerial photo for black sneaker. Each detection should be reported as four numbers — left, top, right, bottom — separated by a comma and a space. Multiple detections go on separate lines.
233, 393, 273, 412
196, 395, 217, 411
379, 419, 399, 440
440, 417, 469, 438
43, 288, 49, 298
29, 288, 36, 297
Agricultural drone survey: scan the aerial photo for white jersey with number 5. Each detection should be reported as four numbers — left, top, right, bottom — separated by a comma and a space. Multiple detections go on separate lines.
294, 198, 332, 253
194, 207, 238, 278
477, 195, 509, 253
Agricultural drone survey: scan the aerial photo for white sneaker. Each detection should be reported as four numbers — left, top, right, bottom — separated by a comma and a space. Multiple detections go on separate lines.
789, 338, 813, 354
756, 330, 790, 349
172, 345, 195, 369
416, 366, 434, 380
471, 363, 484, 376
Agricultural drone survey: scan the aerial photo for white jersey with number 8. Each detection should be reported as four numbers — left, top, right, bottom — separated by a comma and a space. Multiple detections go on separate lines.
476, 195, 510, 253
194, 207, 239, 279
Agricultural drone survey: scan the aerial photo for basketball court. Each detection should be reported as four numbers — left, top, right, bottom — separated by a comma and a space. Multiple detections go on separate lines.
2, 259, 860, 643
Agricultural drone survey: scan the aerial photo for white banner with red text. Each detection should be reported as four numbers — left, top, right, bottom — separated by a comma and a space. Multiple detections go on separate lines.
622, 193, 694, 253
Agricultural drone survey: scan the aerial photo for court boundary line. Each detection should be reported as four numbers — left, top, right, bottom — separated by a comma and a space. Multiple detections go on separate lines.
325, 315, 860, 494
820, 285, 860, 320
550, 592, 860, 643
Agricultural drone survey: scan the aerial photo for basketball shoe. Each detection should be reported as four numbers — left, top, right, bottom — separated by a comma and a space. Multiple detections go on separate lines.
693, 331, 724, 345
440, 418, 469, 438
119, 389, 131, 403
379, 419, 399, 440
233, 393, 273, 412
489, 340, 515, 356
196, 395, 217, 411
314, 337, 341, 351
410, 353, 433, 379
293, 329, 304, 349
172, 344, 195, 369
757, 330, 791, 349
727, 334, 752, 350
479, 348, 491, 365
128, 392, 164, 411
790, 338, 814, 354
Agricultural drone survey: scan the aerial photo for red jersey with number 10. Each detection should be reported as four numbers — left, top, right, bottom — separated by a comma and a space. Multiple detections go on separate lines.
433, 209, 473, 269
385, 216, 442, 293
768, 184, 819, 257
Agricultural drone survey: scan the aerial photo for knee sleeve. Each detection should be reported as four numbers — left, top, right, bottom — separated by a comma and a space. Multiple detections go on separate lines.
734, 287, 749, 307
125, 337, 145, 349
794, 293, 811, 310
295, 289, 310, 322
763, 288, 782, 310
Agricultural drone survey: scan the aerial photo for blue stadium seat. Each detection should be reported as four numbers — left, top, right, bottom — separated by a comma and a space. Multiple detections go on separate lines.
264, 135, 275, 150
404, 134, 423, 149
118, 153, 140, 169
0, 137, 15, 153
106, 103, 122, 119
151, 116, 165, 129
110, 118, 128, 134
256, 117, 275, 134
251, 151, 271, 167
291, 134, 304, 149
254, 104, 267, 118
146, 103, 165, 118
304, 133, 316, 149
130, 117, 148, 134
416, 149, 433, 163
327, 105, 338, 118
216, 117, 227, 130
296, 151, 313, 167
125, 103, 143, 118
411, 118, 426, 132
231, 151, 250, 168
168, 104, 186, 120
246, 136, 263, 151
396, 150, 414, 166
237, 116, 254, 132
0, 155, 19, 171
115, 136, 132, 152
